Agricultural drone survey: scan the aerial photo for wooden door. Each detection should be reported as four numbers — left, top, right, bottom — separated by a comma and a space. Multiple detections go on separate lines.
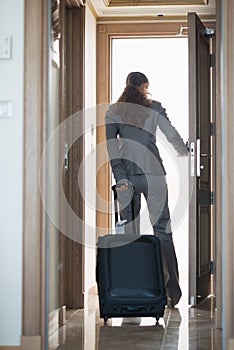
58, 0, 85, 310
188, 12, 215, 305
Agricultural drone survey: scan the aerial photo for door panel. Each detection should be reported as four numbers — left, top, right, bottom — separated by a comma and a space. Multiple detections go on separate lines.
59, 2, 85, 310
188, 12, 212, 305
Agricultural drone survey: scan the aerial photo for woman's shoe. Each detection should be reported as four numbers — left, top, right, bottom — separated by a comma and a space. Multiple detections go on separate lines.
167, 297, 175, 308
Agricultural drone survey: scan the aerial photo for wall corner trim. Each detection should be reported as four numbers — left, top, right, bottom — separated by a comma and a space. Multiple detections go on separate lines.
21, 336, 41, 350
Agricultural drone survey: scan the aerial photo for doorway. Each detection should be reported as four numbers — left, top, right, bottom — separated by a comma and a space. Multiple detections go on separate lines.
111, 37, 189, 310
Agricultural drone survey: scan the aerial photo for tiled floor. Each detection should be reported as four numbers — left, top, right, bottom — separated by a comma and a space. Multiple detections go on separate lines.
49, 218, 222, 349
49, 293, 222, 350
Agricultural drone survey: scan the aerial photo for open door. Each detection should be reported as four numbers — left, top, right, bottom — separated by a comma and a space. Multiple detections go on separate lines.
58, 2, 85, 311
188, 12, 215, 305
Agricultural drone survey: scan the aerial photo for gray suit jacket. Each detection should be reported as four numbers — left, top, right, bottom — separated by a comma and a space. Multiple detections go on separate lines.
105, 100, 188, 182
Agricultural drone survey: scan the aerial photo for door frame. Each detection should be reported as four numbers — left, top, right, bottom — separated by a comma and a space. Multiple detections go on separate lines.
96, 20, 217, 312
22, 0, 49, 349
188, 12, 216, 305
96, 21, 189, 236
96, 20, 215, 236
216, 0, 234, 346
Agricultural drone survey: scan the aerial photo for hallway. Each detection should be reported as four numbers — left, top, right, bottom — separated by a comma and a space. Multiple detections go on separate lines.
49, 293, 222, 350
48, 198, 222, 350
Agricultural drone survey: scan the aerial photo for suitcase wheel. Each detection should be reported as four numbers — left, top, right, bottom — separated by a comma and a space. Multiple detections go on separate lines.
104, 315, 108, 324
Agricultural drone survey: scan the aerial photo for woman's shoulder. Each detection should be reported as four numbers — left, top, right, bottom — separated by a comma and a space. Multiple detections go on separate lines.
105, 103, 121, 122
149, 100, 162, 111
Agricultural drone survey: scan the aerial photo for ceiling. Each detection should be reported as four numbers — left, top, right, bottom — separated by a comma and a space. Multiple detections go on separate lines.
89, 0, 216, 22
107, 0, 208, 5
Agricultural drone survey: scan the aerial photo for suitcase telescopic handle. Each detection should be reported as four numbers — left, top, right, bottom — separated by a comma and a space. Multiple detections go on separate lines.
112, 185, 119, 224
111, 184, 135, 224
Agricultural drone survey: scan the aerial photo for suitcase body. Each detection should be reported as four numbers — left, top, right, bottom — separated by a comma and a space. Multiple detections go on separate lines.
96, 233, 167, 322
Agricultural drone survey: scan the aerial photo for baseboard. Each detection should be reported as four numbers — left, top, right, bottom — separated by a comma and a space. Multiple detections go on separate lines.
84, 285, 97, 306
0, 335, 42, 350
59, 305, 66, 326
228, 339, 234, 350
88, 285, 98, 296
21, 336, 41, 350
49, 309, 59, 336
215, 308, 222, 329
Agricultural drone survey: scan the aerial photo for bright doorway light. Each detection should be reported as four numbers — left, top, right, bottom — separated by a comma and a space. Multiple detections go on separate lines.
111, 36, 189, 307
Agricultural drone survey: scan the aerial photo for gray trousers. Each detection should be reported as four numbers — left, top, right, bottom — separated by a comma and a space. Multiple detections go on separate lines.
116, 174, 181, 306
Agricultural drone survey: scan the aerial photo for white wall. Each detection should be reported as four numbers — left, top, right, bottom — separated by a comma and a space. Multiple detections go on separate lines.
0, 0, 24, 346
84, 5, 97, 294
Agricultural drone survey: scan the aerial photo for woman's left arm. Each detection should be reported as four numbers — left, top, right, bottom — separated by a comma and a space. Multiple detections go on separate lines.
156, 104, 188, 156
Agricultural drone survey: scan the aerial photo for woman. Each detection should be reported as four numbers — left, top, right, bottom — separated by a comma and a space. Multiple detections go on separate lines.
105, 72, 188, 307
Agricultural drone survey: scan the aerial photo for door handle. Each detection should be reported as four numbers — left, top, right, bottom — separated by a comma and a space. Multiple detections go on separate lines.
197, 139, 201, 177
201, 153, 211, 157
64, 143, 69, 171
196, 139, 206, 176
190, 142, 195, 177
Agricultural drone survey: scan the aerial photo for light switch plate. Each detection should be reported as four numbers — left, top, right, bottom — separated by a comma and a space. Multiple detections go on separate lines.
0, 101, 13, 118
0, 35, 12, 59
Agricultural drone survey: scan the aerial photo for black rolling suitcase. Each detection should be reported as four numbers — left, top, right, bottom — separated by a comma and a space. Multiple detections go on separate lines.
96, 186, 167, 323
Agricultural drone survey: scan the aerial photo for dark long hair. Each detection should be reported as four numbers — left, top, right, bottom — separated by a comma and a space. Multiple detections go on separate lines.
115, 72, 152, 128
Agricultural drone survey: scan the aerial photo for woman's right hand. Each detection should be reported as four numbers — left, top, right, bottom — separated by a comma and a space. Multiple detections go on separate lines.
116, 179, 133, 192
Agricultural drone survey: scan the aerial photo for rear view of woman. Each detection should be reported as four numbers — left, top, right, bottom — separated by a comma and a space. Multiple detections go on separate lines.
105, 71, 188, 308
